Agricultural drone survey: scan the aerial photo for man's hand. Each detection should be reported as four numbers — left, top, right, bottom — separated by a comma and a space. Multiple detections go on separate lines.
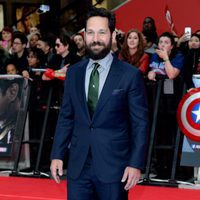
121, 167, 141, 190
50, 159, 63, 184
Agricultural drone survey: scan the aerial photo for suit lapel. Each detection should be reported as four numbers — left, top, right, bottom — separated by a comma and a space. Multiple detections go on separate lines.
93, 58, 123, 118
75, 59, 91, 121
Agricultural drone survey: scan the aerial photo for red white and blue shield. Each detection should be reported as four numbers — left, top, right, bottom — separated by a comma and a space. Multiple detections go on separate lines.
177, 88, 200, 142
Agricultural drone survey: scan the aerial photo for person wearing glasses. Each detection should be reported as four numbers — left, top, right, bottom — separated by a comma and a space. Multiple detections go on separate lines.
54, 32, 81, 70
11, 31, 29, 78
42, 32, 81, 81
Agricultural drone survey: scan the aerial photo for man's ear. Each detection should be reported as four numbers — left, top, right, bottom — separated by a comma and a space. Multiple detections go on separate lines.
22, 43, 27, 49
112, 31, 117, 41
65, 44, 69, 50
6, 83, 19, 102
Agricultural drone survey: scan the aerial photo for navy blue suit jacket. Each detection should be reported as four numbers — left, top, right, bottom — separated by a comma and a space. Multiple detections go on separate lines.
51, 56, 149, 183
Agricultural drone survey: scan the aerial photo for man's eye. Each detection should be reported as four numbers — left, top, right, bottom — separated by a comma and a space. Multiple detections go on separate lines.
99, 31, 106, 35
87, 31, 93, 35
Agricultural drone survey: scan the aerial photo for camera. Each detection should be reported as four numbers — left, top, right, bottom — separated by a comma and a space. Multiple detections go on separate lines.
116, 32, 125, 44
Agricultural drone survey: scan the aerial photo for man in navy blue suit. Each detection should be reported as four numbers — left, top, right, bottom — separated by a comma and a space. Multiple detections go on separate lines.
50, 7, 149, 200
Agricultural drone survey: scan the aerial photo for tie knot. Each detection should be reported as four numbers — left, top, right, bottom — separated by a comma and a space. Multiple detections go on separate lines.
93, 63, 99, 71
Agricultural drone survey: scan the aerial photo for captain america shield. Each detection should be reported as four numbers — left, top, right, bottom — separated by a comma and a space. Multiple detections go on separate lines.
177, 88, 200, 142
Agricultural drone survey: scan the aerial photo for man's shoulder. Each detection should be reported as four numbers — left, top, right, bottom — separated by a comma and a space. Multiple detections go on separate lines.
68, 58, 89, 72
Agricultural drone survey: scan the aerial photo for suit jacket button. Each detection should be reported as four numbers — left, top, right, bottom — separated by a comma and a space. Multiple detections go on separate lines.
90, 127, 94, 131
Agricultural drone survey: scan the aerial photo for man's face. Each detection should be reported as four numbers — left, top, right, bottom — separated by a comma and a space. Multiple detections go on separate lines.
85, 16, 112, 60
74, 35, 85, 50
12, 38, 24, 54
36, 40, 45, 51
143, 18, 154, 31
36, 40, 50, 54
55, 38, 69, 57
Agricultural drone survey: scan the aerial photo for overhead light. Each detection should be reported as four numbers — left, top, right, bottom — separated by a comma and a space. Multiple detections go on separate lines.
37, 4, 50, 14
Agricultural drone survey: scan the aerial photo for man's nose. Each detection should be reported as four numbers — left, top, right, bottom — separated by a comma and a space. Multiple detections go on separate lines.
93, 33, 99, 42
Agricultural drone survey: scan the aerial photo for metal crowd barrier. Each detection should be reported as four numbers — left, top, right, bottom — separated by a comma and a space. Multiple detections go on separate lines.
143, 76, 187, 186
0, 74, 61, 178
0, 74, 189, 183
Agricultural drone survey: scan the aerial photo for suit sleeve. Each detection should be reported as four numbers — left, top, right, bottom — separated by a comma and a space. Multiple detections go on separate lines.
128, 69, 149, 170
50, 68, 74, 160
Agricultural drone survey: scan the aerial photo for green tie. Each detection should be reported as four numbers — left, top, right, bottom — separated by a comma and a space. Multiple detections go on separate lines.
88, 63, 100, 117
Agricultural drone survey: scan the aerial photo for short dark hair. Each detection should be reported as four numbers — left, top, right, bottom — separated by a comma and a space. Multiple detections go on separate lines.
27, 47, 45, 66
159, 32, 178, 60
57, 31, 71, 47
13, 31, 28, 45
40, 35, 55, 48
159, 32, 175, 46
85, 7, 116, 34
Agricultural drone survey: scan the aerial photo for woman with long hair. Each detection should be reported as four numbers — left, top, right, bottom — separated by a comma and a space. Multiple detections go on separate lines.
119, 29, 149, 74
183, 34, 200, 91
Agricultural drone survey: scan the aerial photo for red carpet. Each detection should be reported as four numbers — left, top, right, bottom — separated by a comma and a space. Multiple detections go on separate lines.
0, 177, 200, 200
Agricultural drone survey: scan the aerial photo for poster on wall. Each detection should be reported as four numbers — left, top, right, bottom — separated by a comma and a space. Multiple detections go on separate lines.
15, 5, 40, 34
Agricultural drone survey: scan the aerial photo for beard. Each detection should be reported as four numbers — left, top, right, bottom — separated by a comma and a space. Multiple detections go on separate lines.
86, 39, 112, 60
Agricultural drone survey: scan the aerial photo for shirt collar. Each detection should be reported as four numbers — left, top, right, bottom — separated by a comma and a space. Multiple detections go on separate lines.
87, 52, 113, 70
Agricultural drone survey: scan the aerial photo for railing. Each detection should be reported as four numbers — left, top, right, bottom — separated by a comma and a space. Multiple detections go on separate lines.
143, 76, 187, 186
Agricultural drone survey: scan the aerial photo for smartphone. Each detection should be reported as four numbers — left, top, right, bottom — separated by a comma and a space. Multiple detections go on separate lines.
184, 27, 191, 40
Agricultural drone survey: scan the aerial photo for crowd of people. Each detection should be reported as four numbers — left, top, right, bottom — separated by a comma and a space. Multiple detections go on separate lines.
0, 17, 199, 89
0, 8, 199, 181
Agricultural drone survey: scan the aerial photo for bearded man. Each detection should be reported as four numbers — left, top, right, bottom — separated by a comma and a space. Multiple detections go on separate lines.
50, 7, 148, 200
